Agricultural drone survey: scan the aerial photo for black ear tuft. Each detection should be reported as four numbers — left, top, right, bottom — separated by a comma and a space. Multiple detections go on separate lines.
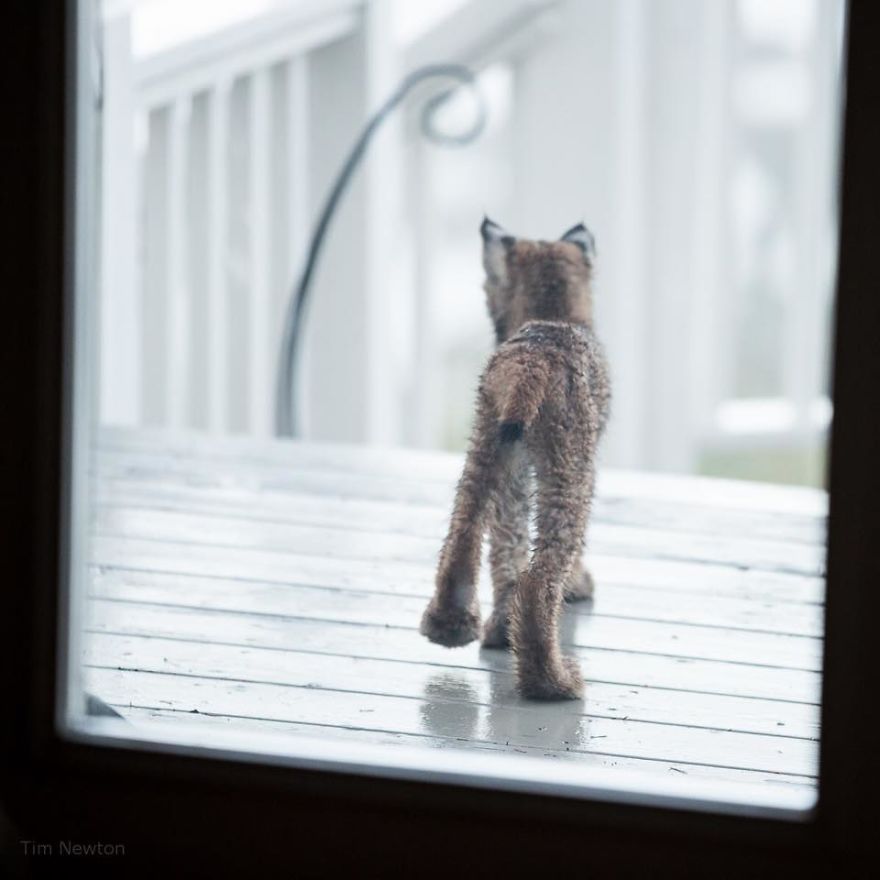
482, 217, 515, 281
481, 216, 515, 246
560, 223, 596, 261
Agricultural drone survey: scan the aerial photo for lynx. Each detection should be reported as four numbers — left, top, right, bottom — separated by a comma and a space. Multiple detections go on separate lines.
420, 218, 611, 700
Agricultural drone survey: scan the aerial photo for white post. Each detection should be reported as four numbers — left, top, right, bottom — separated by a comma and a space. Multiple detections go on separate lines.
298, 22, 371, 443
789, 0, 842, 441
226, 80, 252, 433
99, 9, 140, 426
206, 79, 232, 433
248, 68, 273, 436
186, 91, 209, 429
640, 0, 729, 473
283, 56, 311, 287
271, 55, 310, 431
165, 97, 191, 429
362, 0, 404, 445
408, 138, 439, 449
142, 106, 169, 426
609, 0, 649, 469
689, 0, 730, 452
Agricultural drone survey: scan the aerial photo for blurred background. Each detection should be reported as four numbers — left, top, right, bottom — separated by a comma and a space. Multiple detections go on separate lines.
98, 0, 845, 486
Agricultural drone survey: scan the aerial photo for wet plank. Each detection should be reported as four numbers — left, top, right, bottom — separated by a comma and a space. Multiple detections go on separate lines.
86, 601, 822, 704
86, 428, 827, 794
97, 426, 827, 517
86, 667, 817, 777
95, 473, 823, 546
119, 706, 816, 794
92, 502, 825, 578
91, 562, 824, 636
89, 573, 822, 669
91, 535, 823, 607
85, 632, 821, 739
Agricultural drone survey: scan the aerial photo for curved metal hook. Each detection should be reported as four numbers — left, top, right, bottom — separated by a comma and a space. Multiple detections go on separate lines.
275, 64, 487, 437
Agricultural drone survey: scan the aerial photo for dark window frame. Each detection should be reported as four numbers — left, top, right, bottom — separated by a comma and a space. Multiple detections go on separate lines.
2, 1, 877, 873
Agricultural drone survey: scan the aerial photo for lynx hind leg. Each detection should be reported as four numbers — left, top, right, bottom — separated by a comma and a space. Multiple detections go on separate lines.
564, 557, 594, 602
510, 563, 584, 700
564, 468, 597, 602
421, 400, 503, 648
482, 443, 531, 649
510, 451, 593, 700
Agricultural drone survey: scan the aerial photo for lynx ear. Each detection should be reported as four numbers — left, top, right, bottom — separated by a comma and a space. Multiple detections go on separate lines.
560, 222, 596, 262
481, 216, 515, 282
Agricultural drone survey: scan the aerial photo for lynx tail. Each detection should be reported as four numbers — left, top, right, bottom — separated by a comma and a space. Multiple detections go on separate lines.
494, 360, 552, 443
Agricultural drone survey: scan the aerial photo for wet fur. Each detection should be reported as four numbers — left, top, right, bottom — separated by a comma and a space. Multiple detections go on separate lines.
420, 220, 611, 700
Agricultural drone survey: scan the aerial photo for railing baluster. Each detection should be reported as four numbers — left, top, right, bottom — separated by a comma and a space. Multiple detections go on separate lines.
186, 92, 209, 429
142, 106, 170, 426
226, 79, 250, 433
100, 9, 140, 427
206, 80, 231, 433
270, 55, 310, 436
248, 68, 272, 436
166, 97, 190, 429
287, 56, 310, 287
789, 0, 840, 439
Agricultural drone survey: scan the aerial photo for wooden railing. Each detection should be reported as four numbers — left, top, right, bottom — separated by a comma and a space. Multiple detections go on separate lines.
99, 0, 362, 436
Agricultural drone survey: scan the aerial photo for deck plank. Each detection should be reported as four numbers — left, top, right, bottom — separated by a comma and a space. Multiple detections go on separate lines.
95, 477, 823, 548
92, 563, 823, 636
97, 426, 827, 515
93, 451, 825, 573
87, 601, 822, 704
89, 574, 822, 669
92, 502, 825, 578
85, 633, 820, 739
118, 707, 815, 794
91, 536, 823, 607
86, 667, 817, 777
86, 428, 827, 795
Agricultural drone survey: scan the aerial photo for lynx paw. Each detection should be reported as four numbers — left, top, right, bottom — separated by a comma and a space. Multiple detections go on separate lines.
420, 602, 481, 648
564, 568, 594, 602
481, 611, 511, 649
517, 656, 584, 701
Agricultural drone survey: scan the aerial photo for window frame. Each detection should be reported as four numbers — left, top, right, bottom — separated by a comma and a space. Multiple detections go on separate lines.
2, 1, 877, 873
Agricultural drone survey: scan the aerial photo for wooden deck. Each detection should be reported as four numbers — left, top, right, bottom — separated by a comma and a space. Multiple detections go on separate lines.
84, 428, 827, 798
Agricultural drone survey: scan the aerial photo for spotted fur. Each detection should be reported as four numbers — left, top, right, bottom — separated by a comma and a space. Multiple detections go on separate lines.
420, 219, 611, 700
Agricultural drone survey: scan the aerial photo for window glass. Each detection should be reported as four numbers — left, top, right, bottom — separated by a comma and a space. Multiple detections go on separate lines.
65, 0, 845, 814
